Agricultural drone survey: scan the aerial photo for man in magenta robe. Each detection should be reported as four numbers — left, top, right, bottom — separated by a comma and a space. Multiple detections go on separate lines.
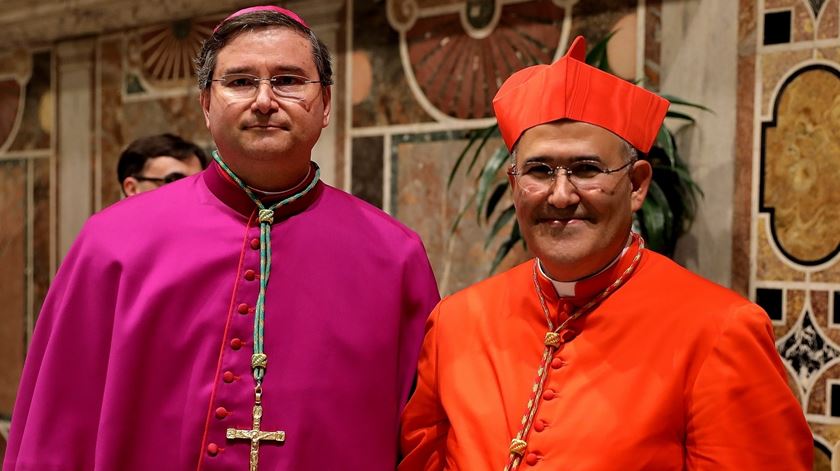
4, 6, 439, 471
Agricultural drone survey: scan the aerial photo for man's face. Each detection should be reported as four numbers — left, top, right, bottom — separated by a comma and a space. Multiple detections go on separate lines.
200, 27, 331, 170
509, 120, 651, 281
122, 154, 203, 196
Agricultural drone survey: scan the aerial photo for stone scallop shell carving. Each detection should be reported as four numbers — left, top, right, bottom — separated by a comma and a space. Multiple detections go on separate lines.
387, 0, 576, 122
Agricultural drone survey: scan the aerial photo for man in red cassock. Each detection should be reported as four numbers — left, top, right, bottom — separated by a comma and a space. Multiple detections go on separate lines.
399, 36, 812, 470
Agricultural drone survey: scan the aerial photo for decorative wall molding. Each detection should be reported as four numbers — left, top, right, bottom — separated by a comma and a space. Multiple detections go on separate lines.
0, 0, 344, 51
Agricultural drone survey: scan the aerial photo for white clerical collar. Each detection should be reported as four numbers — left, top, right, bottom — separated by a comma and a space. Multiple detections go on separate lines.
246, 164, 312, 196
537, 234, 634, 297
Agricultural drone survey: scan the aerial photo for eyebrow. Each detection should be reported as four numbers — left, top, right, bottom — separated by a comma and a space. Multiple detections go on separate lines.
219, 65, 312, 76
522, 154, 604, 164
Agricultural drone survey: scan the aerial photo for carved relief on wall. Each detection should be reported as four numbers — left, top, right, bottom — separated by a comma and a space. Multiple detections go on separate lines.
386, 0, 576, 121
761, 65, 840, 266
125, 15, 222, 96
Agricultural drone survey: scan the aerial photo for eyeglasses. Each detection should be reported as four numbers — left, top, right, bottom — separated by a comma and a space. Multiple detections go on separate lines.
508, 159, 636, 192
133, 172, 188, 186
210, 73, 325, 101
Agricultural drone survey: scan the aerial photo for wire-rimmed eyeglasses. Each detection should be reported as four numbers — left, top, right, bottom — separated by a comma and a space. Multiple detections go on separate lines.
507, 159, 636, 192
132, 172, 188, 187
210, 73, 328, 102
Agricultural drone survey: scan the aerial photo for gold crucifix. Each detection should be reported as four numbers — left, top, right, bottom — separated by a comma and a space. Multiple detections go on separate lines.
226, 387, 285, 471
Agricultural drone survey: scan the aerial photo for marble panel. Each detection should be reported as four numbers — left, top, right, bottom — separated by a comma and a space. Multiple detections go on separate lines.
393, 133, 527, 295
756, 218, 806, 283
791, 1, 817, 42
351, 136, 384, 208
764, 0, 800, 8
0, 80, 21, 150
812, 422, 840, 457
760, 50, 811, 117
739, 0, 757, 46
99, 38, 125, 207
816, 46, 840, 63
762, 67, 840, 265
812, 290, 840, 346
817, 0, 839, 39
807, 362, 840, 415
732, 44, 754, 295
9, 51, 51, 152
774, 288, 806, 341
571, 0, 636, 47
0, 160, 26, 416
644, 0, 661, 90
353, 0, 434, 127
812, 258, 840, 283
32, 158, 51, 321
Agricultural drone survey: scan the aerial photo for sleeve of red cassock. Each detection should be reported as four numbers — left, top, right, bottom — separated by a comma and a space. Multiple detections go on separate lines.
684, 303, 813, 469
399, 303, 449, 471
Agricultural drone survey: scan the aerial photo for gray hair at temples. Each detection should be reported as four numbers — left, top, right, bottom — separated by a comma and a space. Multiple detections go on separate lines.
194, 10, 334, 90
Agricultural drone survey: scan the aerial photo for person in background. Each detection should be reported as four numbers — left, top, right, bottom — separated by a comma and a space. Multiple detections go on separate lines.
117, 133, 208, 196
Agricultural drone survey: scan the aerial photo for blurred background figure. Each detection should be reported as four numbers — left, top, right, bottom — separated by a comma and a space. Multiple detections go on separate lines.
117, 133, 208, 196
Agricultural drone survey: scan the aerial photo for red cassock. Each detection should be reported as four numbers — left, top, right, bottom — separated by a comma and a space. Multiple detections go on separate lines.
400, 245, 813, 470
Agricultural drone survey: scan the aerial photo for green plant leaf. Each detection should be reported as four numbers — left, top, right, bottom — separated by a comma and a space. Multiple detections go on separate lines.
490, 222, 521, 274
467, 125, 501, 174
665, 110, 696, 123
448, 192, 477, 236
660, 94, 714, 113
447, 130, 480, 187
475, 146, 510, 222
485, 205, 516, 249
655, 126, 676, 167
585, 31, 616, 72
485, 182, 509, 221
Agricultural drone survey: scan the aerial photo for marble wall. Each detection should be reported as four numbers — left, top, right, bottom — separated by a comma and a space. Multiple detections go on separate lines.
734, 0, 840, 466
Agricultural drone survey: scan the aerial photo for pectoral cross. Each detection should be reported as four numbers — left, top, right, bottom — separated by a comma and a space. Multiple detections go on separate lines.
226, 387, 285, 471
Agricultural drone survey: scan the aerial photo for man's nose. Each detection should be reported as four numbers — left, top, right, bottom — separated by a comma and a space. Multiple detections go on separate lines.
252, 81, 279, 113
546, 172, 581, 208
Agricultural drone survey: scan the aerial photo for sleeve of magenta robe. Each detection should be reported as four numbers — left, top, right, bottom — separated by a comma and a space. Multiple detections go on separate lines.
683, 304, 813, 470
4, 222, 119, 471
397, 237, 442, 410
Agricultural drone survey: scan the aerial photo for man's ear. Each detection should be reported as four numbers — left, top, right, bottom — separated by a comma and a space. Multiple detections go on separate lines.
122, 177, 139, 197
321, 85, 332, 128
200, 89, 211, 129
629, 159, 652, 212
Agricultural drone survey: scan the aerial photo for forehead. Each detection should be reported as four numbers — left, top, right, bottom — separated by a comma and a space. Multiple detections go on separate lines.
215, 26, 315, 73
515, 120, 626, 162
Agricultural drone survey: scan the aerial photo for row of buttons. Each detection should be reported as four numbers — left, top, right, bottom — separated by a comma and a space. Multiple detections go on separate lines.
206, 241, 260, 458
525, 304, 575, 467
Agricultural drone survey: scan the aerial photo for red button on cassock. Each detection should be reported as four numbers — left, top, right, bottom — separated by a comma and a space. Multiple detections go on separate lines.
533, 420, 546, 432
215, 407, 229, 419
550, 358, 565, 369
525, 452, 540, 465
207, 443, 219, 456
244, 270, 256, 281
237, 303, 249, 314
250, 238, 260, 250
230, 338, 243, 350
223, 371, 235, 383
542, 390, 556, 401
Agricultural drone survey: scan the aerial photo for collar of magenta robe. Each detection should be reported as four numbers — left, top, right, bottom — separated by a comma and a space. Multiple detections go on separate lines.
202, 159, 323, 222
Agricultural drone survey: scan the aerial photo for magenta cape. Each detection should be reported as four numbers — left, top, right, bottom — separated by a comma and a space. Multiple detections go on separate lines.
4, 163, 440, 470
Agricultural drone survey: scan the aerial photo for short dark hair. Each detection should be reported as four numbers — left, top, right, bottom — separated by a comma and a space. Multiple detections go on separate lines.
117, 133, 208, 184
194, 10, 333, 90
